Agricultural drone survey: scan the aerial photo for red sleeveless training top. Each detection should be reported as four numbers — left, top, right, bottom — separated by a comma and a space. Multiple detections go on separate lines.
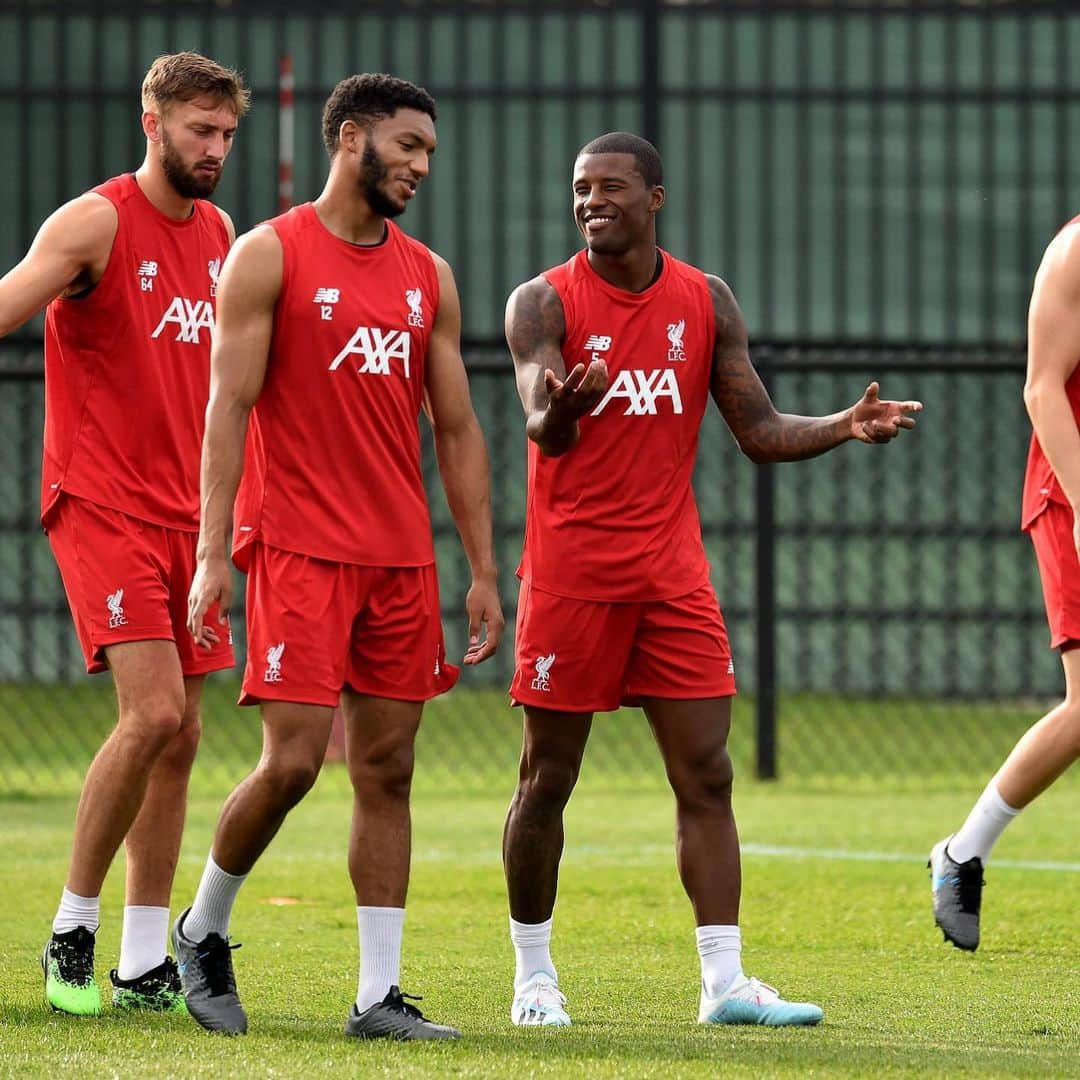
1021, 213, 1080, 530
518, 248, 716, 602
42, 173, 229, 529
232, 204, 440, 570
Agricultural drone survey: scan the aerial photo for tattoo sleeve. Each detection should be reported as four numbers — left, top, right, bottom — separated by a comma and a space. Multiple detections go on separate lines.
506, 277, 577, 455
708, 276, 851, 463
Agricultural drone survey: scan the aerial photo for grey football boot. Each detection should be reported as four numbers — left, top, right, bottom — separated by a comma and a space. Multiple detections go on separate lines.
171, 908, 247, 1034
345, 985, 460, 1041
929, 836, 984, 951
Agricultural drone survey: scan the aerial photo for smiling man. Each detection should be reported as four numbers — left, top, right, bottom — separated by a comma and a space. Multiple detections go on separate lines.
0, 52, 247, 1017
174, 73, 503, 1039
501, 131, 922, 1029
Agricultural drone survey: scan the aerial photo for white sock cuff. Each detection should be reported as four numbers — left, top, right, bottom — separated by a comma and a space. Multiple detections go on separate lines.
987, 781, 1020, 817
509, 916, 553, 948
695, 924, 741, 953
53, 888, 101, 935
357, 905, 406, 925
207, 854, 248, 882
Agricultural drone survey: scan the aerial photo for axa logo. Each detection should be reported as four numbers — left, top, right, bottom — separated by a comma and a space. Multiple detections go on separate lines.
531, 652, 555, 692
591, 369, 683, 416
264, 641, 285, 682
406, 287, 424, 327
584, 333, 612, 364
106, 588, 127, 629
151, 297, 215, 344
666, 319, 686, 362
329, 326, 411, 379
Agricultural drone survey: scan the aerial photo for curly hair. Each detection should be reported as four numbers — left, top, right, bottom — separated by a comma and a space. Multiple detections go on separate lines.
322, 73, 437, 157
577, 131, 663, 188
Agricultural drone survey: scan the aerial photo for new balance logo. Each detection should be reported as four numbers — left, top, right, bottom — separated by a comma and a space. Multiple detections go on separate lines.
727, 659, 735, 675
584, 334, 612, 364
106, 588, 127, 629
591, 369, 683, 416
264, 641, 285, 682
151, 298, 215, 344
531, 652, 555, 692
138, 260, 158, 292
315, 287, 340, 321
329, 326, 411, 379
666, 319, 686, 362
406, 287, 424, 328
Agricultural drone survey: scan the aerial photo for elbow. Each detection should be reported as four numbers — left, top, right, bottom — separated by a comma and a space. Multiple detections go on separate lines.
735, 432, 773, 465
1023, 380, 1047, 424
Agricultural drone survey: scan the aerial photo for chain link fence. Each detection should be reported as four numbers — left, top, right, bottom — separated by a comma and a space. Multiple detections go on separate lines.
1, 1, 1078, 797
0, 348, 1070, 796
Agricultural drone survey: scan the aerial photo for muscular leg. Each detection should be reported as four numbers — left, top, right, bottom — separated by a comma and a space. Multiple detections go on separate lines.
64, 641, 187, 899
341, 691, 422, 1012
641, 696, 739, 926
124, 675, 205, 908
502, 708, 592, 925
341, 691, 423, 907
994, 645, 1080, 809
208, 701, 334, 875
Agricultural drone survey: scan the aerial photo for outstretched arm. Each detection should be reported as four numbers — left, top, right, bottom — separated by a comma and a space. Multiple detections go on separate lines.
0, 194, 117, 336
707, 276, 921, 463
425, 254, 504, 665
187, 225, 280, 647
505, 276, 608, 457
1024, 222, 1080, 556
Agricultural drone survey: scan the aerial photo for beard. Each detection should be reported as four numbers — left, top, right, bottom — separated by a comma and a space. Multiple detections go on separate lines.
160, 128, 222, 199
359, 138, 407, 219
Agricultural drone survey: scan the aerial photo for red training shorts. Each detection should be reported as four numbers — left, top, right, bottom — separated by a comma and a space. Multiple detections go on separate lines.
1027, 500, 1080, 649
46, 493, 234, 676
510, 579, 736, 712
240, 544, 459, 707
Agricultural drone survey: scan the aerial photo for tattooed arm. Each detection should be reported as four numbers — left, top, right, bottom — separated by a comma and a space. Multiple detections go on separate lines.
506, 276, 608, 457
708, 275, 921, 463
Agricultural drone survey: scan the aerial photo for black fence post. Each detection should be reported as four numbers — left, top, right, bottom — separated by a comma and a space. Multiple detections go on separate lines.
755, 348, 778, 781
641, 0, 661, 150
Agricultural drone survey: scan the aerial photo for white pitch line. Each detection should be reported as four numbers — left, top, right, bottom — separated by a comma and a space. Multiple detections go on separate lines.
740, 842, 1080, 873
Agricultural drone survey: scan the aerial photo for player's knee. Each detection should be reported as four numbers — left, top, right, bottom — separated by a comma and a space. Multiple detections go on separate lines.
117, 697, 186, 757
669, 745, 733, 811
260, 752, 322, 808
519, 753, 580, 810
351, 737, 416, 802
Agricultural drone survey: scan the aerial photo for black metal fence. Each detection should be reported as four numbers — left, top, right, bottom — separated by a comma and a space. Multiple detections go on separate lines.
1, 1, 1078, 795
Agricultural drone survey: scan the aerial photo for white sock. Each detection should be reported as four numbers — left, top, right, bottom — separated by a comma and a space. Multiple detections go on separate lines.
697, 924, 743, 997
53, 887, 100, 935
356, 906, 406, 1012
117, 905, 169, 981
509, 916, 556, 993
948, 780, 1020, 864
183, 854, 247, 943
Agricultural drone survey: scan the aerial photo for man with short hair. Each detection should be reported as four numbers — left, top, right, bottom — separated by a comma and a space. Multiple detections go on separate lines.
502, 131, 921, 1028
0, 51, 248, 1015
929, 217, 1080, 951
175, 73, 503, 1040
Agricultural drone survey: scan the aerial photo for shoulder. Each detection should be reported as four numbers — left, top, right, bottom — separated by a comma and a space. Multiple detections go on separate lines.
37, 191, 118, 255
506, 275, 565, 343
209, 204, 236, 245
701, 273, 743, 318
221, 225, 283, 295
1031, 222, 1080, 307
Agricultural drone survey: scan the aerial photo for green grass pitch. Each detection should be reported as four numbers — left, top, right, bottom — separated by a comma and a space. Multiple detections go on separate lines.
0, 691, 1078, 1077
